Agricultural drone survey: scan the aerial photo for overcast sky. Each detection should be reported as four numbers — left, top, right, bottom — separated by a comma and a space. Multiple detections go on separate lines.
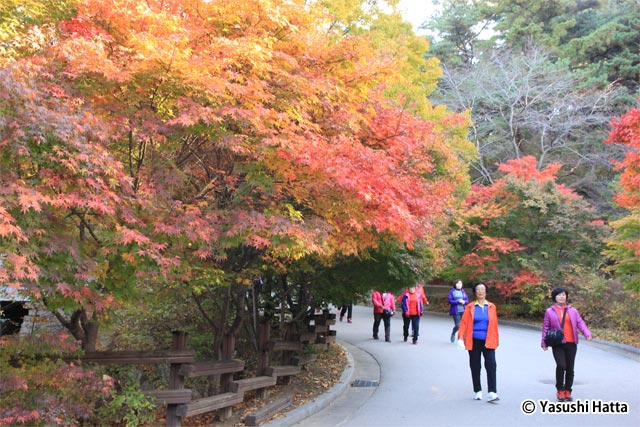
397, 0, 440, 34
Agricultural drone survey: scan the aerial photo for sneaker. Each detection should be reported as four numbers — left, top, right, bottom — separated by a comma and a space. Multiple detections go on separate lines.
557, 390, 566, 402
474, 391, 482, 400
339, 315, 344, 322
564, 390, 573, 402
403, 337, 408, 342
347, 318, 352, 323
450, 333, 455, 343
487, 392, 500, 403
412, 341, 418, 345
373, 335, 379, 340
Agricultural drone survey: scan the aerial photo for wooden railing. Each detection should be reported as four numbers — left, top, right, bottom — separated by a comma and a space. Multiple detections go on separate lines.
81, 312, 337, 427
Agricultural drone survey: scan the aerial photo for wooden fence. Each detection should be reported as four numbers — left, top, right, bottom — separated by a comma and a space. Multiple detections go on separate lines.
81, 311, 337, 427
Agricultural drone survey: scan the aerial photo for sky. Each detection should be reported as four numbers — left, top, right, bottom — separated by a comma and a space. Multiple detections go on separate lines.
397, 0, 441, 35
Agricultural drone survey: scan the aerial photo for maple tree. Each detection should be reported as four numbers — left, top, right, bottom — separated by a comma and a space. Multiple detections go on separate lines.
449, 156, 608, 306
1, 0, 471, 356
603, 104, 640, 291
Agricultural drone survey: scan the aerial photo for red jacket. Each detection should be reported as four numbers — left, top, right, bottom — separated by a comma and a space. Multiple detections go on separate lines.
396, 287, 428, 306
372, 290, 383, 314
458, 301, 499, 350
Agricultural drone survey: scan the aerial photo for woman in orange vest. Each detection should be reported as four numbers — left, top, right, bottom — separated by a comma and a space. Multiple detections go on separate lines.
457, 283, 500, 403
401, 286, 426, 344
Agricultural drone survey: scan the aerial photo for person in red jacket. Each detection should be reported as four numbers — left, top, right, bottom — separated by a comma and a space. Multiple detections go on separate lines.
458, 283, 500, 403
371, 289, 396, 341
372, 289, 384, 340
401, 286, 427, 344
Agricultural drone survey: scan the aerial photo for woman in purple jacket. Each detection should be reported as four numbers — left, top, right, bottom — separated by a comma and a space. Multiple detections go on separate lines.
447, 280, 469, 343
541, 287, 593, 403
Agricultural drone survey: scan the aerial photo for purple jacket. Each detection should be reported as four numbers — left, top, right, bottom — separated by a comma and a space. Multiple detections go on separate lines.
541, 305, 592, 347
447, 288, 469, 315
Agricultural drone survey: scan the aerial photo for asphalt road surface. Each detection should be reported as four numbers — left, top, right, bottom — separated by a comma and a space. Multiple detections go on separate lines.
270, 304, 640, 427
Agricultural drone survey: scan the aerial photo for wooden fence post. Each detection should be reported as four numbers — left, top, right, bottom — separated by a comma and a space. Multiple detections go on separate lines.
257, 322, 270, 376
166, 331, 187, 427
218, 334, 236, 420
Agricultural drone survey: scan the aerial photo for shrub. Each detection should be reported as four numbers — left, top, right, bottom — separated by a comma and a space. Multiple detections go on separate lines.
0, 332, 112, 427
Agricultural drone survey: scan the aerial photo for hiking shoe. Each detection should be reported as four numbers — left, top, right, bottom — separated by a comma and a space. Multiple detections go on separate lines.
474, 391, 482, 400
347, 318, 352, 323
557, 390, 566, 402
564, 390, 573, 402
412, 341, 418, 345
403, 337, 408, 342
487, 392, 499, 403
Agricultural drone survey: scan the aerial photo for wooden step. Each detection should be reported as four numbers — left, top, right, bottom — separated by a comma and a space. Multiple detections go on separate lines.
299, 332, 316, 343
267, 340, 303, 352
145, 389, 192, 405
245, 396, 293, 426
82, 350, 195, 365
264, 365, 301, 377
176, 392, 243, 418
291, 353, 317, 366
230, 376, 277, 393
179, 359, 244, 377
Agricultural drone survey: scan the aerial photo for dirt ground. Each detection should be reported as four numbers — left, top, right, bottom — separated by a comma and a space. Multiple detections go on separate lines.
177, 344, 348, 427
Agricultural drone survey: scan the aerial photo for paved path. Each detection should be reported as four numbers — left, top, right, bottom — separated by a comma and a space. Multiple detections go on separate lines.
266, 304, 640, 427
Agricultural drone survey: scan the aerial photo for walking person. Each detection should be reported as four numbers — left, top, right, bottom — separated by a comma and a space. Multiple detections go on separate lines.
458, 283, 500, 402
401, 286, 425, 344
371, 289, 383, 340
339, 303, 353, 323
380, 290, 396, 342
448, 280, 469, 343
541, 287, 593, 402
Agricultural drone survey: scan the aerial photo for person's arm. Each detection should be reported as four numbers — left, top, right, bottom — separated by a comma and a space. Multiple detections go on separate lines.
574, 308, 593, 340
541, 309, 551, 349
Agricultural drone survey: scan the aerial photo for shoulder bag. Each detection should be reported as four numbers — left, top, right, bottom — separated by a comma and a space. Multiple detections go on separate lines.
544, 307, 567, 347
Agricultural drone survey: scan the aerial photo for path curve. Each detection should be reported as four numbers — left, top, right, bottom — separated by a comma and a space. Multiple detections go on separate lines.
266, 304, 639, 427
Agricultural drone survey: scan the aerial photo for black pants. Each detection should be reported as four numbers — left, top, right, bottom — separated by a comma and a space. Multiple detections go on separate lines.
372, 313, 392, 339
552, 342, 577, 391
402, 315, 420, 342
373, 312, 382, 338
468, 338, 497, 393
340, 304, 353, 319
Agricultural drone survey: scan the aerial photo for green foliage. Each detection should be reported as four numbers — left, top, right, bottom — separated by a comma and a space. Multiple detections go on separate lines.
0, 0, 77, 62
452, 157, 610, 304
604, 211, 640, 292
304, 240, 427, 306
563, 267, 640, 333
560, 1, 640, 93
93, 366, 157, 427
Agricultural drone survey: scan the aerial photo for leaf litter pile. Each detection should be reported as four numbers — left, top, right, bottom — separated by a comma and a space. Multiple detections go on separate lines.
182, 344, 348, 426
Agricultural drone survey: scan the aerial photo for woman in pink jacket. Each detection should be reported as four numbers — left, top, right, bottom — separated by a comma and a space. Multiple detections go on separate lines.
372, 289, 396, 341
541, 287, 592, 402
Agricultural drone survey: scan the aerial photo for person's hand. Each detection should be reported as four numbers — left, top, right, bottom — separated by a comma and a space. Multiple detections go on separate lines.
542, 346, 548, 351
587, 336, 593, 341
459, 299, 464, 304
456, 339, 465, 350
